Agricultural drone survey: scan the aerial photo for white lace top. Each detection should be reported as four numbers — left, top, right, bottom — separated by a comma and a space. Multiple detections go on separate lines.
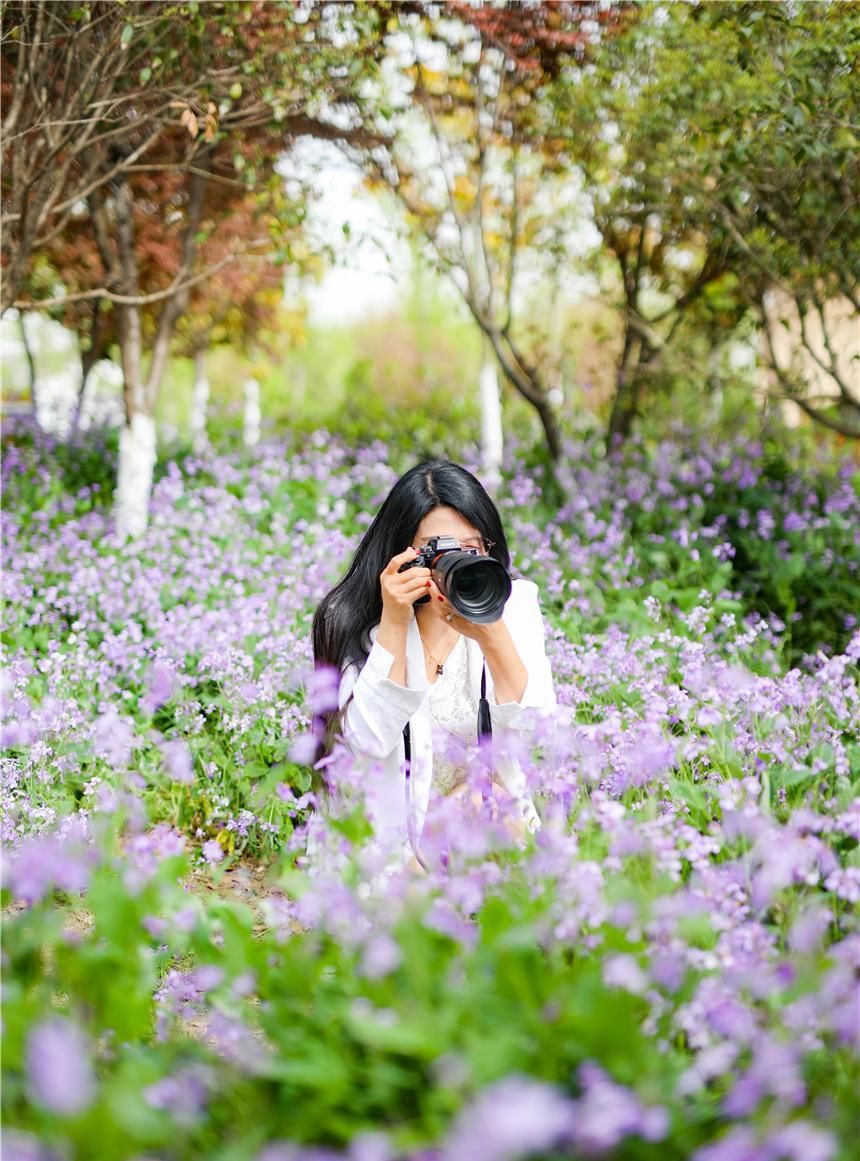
429, 636, 475, 798
427, 635, 479, 796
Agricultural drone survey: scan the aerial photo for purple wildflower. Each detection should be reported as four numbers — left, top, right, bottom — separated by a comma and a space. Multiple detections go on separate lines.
3, 820, 97, 904
201, 838, 225, 864
359, 933, 402, 980
144, 1064, 212, 1125
571, 1062, 668, 1154
160, 738, 194, 785
142, 659, 176, 713
26, 1016, 96, 1114
442, 1075, 576, 1161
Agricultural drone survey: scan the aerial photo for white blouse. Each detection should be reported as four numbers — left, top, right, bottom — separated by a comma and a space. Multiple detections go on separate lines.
427, 635, 505, 798
331, 579, 557, 869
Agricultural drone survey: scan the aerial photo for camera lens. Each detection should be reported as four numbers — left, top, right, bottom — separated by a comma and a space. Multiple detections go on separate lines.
433, 552, 511, 623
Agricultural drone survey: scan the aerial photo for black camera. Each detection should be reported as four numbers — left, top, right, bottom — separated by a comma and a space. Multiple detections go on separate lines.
398, 534, 512, 623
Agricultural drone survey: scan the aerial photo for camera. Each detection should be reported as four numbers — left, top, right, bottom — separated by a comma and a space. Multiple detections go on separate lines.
398, 534, 512, 623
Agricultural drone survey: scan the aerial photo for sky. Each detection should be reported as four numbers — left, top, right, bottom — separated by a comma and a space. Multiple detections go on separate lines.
287, 139, 418, 326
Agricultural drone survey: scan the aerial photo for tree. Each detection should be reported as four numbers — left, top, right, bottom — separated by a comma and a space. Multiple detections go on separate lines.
689, 0, 859, 437
544, 0, 859, 441
2, 0, 386, 536
44, 166, 300, 438
352, 1, 635, 461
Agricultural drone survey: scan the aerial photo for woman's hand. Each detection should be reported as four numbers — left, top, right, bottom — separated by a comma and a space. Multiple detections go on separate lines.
379, 547, 432, 627
428, 579, 527, 703
426, 579, 502, 646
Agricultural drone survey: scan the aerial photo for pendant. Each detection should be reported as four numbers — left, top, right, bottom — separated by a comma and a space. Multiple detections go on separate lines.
435, 663, 444, 676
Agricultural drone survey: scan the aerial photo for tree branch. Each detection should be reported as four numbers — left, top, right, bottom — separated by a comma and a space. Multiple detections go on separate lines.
11, 250, 250, 312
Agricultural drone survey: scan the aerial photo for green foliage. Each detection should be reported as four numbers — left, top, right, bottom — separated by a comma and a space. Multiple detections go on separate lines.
2, 423, 858, 1158
3, 817, 858, 1159
158, 285, 542, 456
699, 448, 860, 663
542, 0, 860, 438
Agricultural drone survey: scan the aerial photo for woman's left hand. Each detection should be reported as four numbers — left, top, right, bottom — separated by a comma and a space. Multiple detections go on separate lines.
427, 578, 528, 703
427, 579, 507, 648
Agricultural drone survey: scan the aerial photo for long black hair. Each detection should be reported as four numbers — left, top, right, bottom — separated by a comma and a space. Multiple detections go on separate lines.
312, 460, 510, 679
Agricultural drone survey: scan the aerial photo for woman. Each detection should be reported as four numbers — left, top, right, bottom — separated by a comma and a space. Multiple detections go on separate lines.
311, 459, 556, 872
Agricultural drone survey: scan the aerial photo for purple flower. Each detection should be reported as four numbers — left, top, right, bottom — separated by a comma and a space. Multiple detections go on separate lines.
824, 867, 860, 904
442, 1075, 576, 1161
693, 1121, 836, 1161
153, 964, 224, 1041
160, 738, 194, 785
308, 664, 340, 715
692, 1126, 764, 1161
91, 706, 135, 769
602, 954, 649, 995
142, 659, 176, 713
201, 838, 225, 864
290, 733, 319, 765
123, 824, 186, 892
0, 1130, 64, 1161
768, 1121, 837, 1161
348, 1132, 394, 1161
144, 1064, 212, 1125
205, 1009, 271, 1073
571, 1062, 668, 1154
26, 1016, 96, 1114
359, 933, 402, 980
3, 821, 97, 904
788, 904, 833, 955
723, 1036, 806, 1117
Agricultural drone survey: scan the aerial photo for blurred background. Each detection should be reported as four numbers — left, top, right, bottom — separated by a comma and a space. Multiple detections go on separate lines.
2, 0, 858, 537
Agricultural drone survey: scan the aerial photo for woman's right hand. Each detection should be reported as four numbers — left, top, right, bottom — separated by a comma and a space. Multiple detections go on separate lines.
379, 547, 432, 626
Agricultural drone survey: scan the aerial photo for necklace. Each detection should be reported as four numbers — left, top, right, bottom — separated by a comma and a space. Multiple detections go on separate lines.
421, 628, 458, 676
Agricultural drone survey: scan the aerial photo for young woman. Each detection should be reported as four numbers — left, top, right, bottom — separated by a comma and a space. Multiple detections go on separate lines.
311, 459, 556, 871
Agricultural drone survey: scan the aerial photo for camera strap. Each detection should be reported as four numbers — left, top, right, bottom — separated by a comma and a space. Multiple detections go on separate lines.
402, 660, 492, 868
402, 722, 428, 872
478, 660, 492, 741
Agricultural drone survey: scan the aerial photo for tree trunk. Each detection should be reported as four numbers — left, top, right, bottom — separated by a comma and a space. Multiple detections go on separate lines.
114, 410, 157, 540
483, 325, 563, 461
607, 331, 664, 450
110, 155, 210, 539
479, 348, 503, 492
607, 371, 638, 448
606, 320, 644, 450
243, 377, 261, 447
112, 176, 154, 542
71, 307, 113, 435
532, 392, 563, 462
190, 349, 209, 452
18, 312, 40, 427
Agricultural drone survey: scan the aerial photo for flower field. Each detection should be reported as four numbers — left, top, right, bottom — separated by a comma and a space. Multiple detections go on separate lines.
2, 422, 859, 1161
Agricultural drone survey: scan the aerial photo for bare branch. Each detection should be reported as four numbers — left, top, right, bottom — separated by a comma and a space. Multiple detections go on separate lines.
503, 145, 519, 332
146, 149, 212, 403
12, 250, 252, 312
414, 55, 483, 311
770, 391, 860, 438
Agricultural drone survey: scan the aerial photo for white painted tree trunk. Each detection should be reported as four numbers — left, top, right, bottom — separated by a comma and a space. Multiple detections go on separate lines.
479, 352, 503, 492
243, 377, 261, 447
114, 411, 157, 542
190, 351, 209, 452
18, 312, 43, 428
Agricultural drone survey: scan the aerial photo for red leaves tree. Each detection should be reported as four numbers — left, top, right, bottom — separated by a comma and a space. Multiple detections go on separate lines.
2, 0, 386, 536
